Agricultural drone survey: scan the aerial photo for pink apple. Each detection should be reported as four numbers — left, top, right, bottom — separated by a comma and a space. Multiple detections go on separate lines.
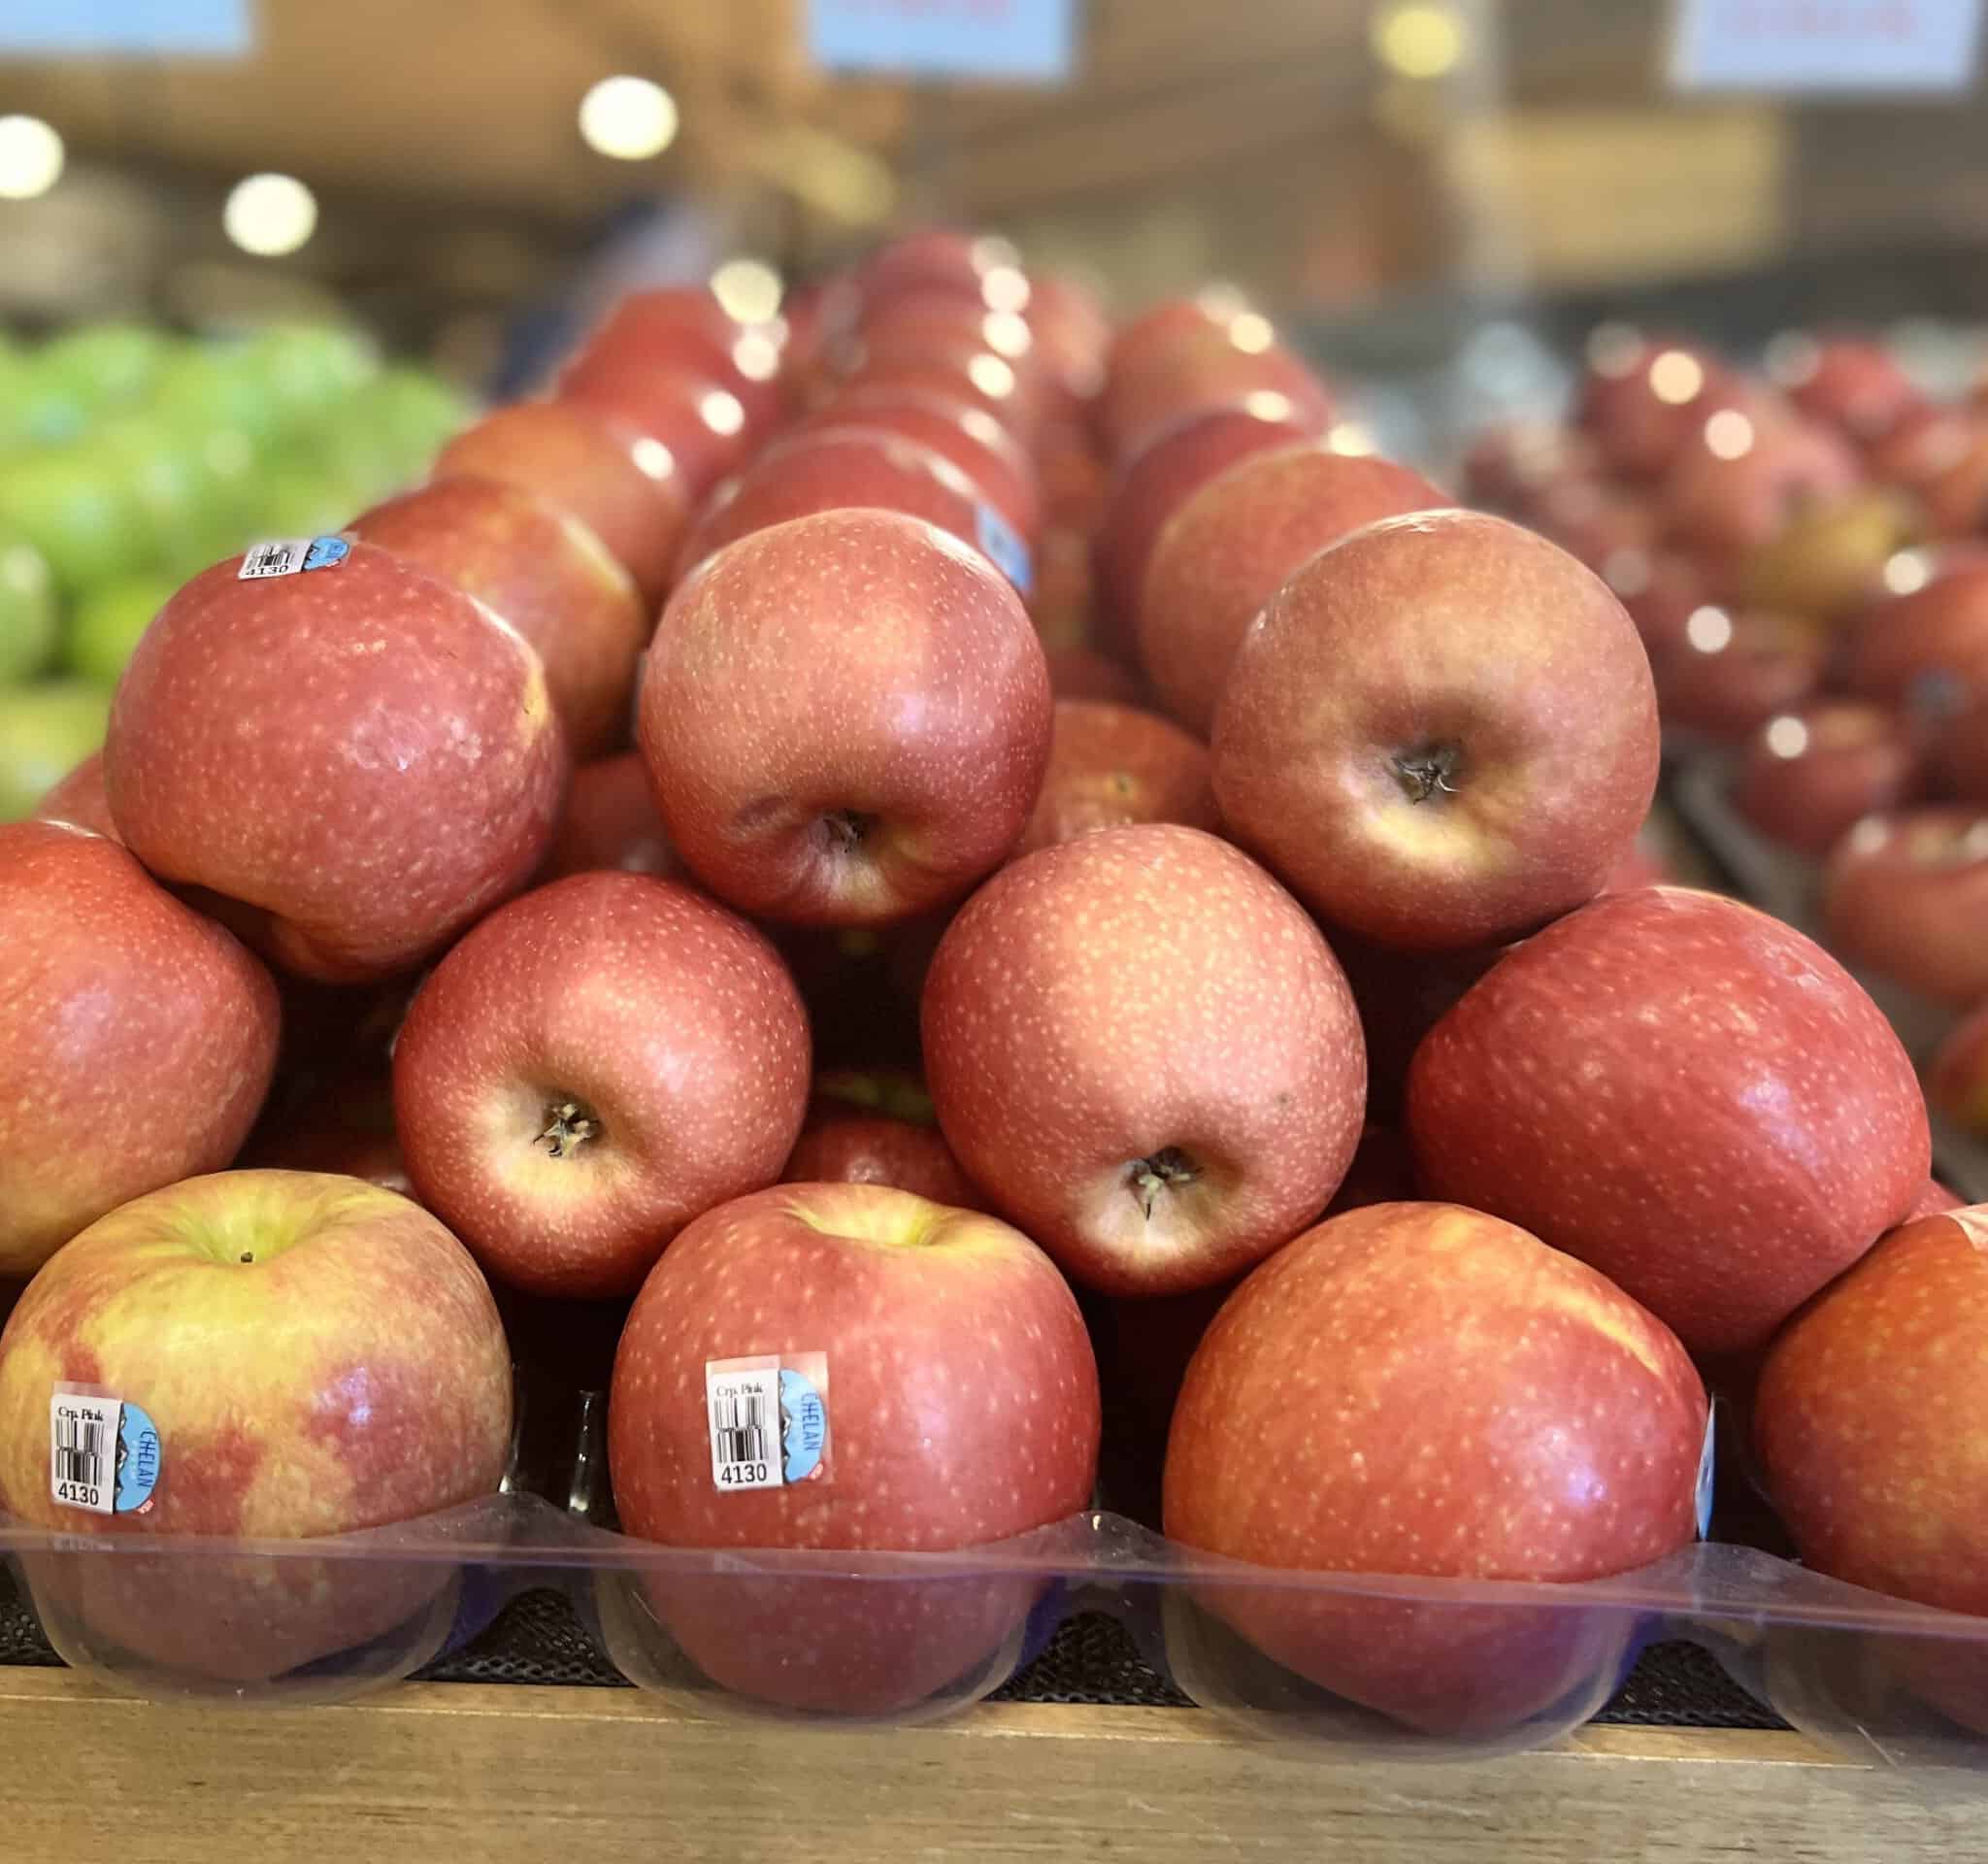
557, 366, 761, 505
1015, 700, 1217, 856
30, 749, 119, 841
606, 1181, 1100, 1713
1102, 327, 1332, 463
1408, 886, 1931, 1355
1822, 807, 1988, 1006
922, 824, 1366, 1295
105, 544, 567, 982
0, 1169, 512, 1681
542, 752, 681, 882
782, 1107, 983, 1208
1731, 701, 1923, 855
1769, 333, 1924, 441
1044, 646, 1149, 709
1930, 1003, 1988, 1139
393, 871, 811, 1298
1211, 512, 1660, 951
0, 820, 280, 1278
1652, 608, 1826, 743
640, 510, 1051, 925
1839, 546, 1988, 705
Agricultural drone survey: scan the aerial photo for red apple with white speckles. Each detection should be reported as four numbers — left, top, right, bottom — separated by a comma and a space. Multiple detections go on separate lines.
1044, 647, 1147, 709
1164, 1200, 1706, 1734
1730, 701, 1922, 856
606, 1182, 1100, 1714
922, 824, 1366, 1295
0, 820, 280, 1278
393, 871, 810, 1298
1408, 887, 1931, 1356
781, 1104, 983, 1208
0, 1169, 512, 1682
104, 544, 567, 983
1015, 701, 1216, 856
30, 749, 119, 841
1822, 807, 1988, 1007
640, 510, 1051, 926
1211, 512, 1660, 952
1138, 447, 1445, 735
542, 753, 681, 882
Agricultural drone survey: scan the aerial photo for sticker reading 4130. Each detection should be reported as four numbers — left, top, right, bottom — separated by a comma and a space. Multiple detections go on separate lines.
238, 534, 351, 581
49, 1384, 162, 1516
705, 1352, 830, 1493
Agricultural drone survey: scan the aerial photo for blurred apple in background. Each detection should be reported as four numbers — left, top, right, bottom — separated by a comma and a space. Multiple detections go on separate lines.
1044, 646, 1148, 709
1839, 546, 1988, 704
1730, 701, 1924, 855
543, 753, 681, 881
1934, 695, 1988, 800
29, 750, 118, 841
0, 530, 56, 683
1740, 485, 1920, 621
1930, 1005, 1988, 1140
65, 574, 177, 688
0, 681, 112, 820
1652, 607, 1826, 742
1767, 333, 1925, 443
1822, 808, 1988, 1006
1015, 700, 1217, 855
1576, 329, 1732, 480
781, 1097, 983, 1208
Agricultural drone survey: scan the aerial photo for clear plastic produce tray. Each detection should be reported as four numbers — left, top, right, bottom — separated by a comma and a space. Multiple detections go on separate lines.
5, 1380, 1988, 1771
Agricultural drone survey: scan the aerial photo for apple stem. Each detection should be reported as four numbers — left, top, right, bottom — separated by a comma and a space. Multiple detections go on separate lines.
1129, 1148, 1199, 1218
538, 1099, 600, 1159
1392, 743, 1463, 804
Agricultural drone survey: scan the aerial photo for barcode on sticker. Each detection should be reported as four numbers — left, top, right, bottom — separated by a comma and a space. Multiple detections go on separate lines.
707, 1364, 782, 1490
238, 534, 350, 580
975, 503, 1033, 597
50, 1393, 118, 1514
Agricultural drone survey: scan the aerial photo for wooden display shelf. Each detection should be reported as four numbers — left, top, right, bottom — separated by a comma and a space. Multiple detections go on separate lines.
0, 1670, 1971, 1862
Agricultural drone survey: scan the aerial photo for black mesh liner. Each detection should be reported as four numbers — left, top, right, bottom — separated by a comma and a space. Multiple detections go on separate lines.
0, 1566, 1783, 1724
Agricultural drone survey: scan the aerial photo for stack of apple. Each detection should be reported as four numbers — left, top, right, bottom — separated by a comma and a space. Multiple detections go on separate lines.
0, 241, 1983, 1739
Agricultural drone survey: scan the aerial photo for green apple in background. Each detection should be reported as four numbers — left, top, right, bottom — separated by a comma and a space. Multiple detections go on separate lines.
0, 449, 147, 597
245, 324, 380, 423
257, 467, 362, 541
67, 572, 178, 687
35, 322, 169, 416
350, 368, 473, 479
0, 681, 111, 820
148, 345, 288, 449
0, 532, 57, 683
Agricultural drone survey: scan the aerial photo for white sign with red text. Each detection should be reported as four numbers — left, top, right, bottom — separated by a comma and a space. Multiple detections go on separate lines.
1670, 0, 1981, 92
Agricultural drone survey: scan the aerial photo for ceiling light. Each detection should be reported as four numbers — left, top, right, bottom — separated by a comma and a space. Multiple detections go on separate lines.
579, 76, 679, 161
710, 256, 782, 325
1371, 3, 1466, 79
223, 174, 317, 257
0, 116, 65, 201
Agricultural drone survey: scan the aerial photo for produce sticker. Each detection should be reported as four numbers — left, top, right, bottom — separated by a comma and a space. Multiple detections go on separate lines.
705, 1353, 831, 1492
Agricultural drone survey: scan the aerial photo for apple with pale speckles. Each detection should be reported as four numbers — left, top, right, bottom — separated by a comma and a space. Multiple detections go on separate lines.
1211, 512, 1660, 952
0, 1170, 512, 1682
1015, 701, 1216, 857
607, 1182, 1100, 1714
640, 510, 1052, 926
1821, 808, 1988, 1007
29, 750, 119, 841
1164, 1200, 1706, 1733
542, 753, 681, 882
782, 1103, 983, 1208
922, 824, 1366, 1295
0, 820, 280, 1278
104, 544, 568, 983
394, 871, 810, 1299
1408, 887, 1931, 1356
351, 477, 649, 759
1137, 447, 1445, 736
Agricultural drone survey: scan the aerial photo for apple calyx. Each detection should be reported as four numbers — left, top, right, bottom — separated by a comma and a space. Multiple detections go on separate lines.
538, 1098, 601, 1159
1129, 1147, 1200, 1218
822, 810, 877, 852
1393, 743, 1464, 804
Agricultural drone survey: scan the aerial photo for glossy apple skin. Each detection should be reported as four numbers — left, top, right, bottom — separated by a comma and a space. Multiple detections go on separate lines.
923, 824, 1366, 1296
351, 477, 648, 759
1091, 401, 1325, 656
1212, 512, 1660, 952
0, 822, 281, 1276
433, 399, 689, 607
1730, 701, 1923, 856
1839, 548, 1988, 705
560, 286, 785, 434
607, 1182, 1100, 1714
1576, 337, 1732, 481
1930, 1005, 1988, 1139
394, 872, 811, 1299
105, 545, 567, 983
1654, 610, 1826, 744
1165, 1201, 1706, 1734
829, 339, 1052, 450
0, 1170, 512, 1681
1015, 701, 1217, 857
1102, 326, 1332, 463
781, 1110, 983, 1208
1139, 449, 1445, 736
30, 749, 119, 841
556, 365, 762, 506
542, 753, 681, 882
1408, 886, 1931, 1357
1822, 808, 1988, 1006
1933, 696, 1988, 801
640, 510, 1052, 926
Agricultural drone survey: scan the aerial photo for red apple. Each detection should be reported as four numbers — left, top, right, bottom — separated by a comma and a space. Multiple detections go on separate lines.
922, 824, 1366, 1295
1822, 808, 1988, 1006
1769, 334, 1924, 442
1015, 701, 1216, 856
0, 1169, 512, 1682
561, 287, 785, 433
1408, 886, 1931, 1356
1331, 930, 1506, 1123
1929, 1003, 1988, 1138
243, 1065, 411, 1196
1460, 418, 1602, 512
1575, 330, 1732, 480
432, 399, 690, 606
105, 545, 566, 982
1164, 1200, 1706, 1734
1653, 608, 1826, 743
1211, 512, 1660, 951
1037, 417, 1110, 531
1023, 272, 1110, 403
606, 1182, 1100, 1714
1839, 546, 1988, 705
1105, 289, 1256, 389
1044, 646, 1148, 709
640, 510, 1051, 926
1619, 549, 1716, 659
350, 477, 647, 759
781, 1107, 983, 1208
1934, 695, 1988, 799
1910, 1178, 1966, 1219
830, 341, 1050, 449
543, 752, 680, 881
1027, 525, 1096, 651
1138, 448, 1446, 735
672, 428, 1024, 594
1091, 400, 1326, 650
557, 366, 761, 505
1659, 405, 1865, 576
30, 749, 119, 841
393, 871, 811, 1298
1102, 328, 1332, 464
0, 820, 280, 1277
1730, 701, 1923, 855
855, 228, 1023, 306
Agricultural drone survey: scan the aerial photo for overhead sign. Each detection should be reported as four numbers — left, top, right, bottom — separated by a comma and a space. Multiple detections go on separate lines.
0, 0, 252, 56
808, 0, 1075, 82
1669, 0, 1982, 93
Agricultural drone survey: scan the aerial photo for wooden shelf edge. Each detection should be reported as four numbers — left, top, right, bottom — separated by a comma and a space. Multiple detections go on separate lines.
0, 1671, 1966, 1862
